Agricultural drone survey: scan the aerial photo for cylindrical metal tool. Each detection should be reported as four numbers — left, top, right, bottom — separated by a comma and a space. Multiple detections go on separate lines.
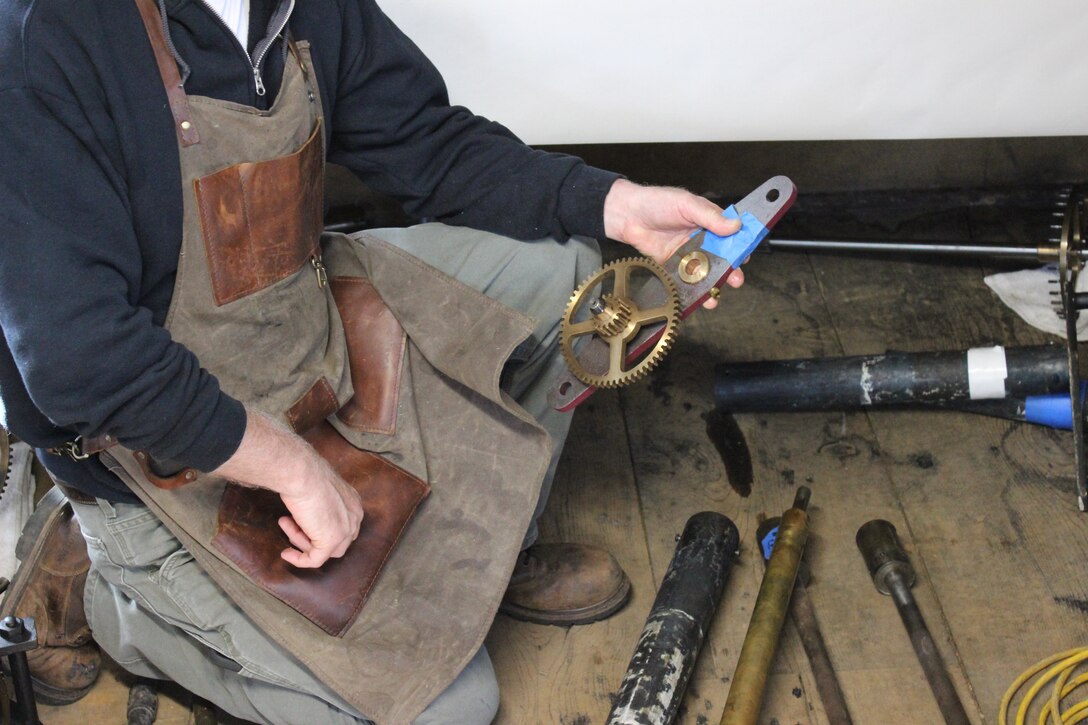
755, 519, 852, 725
720, 487, 811, 725
714, 346, 1067, 415
855, 520, 970, 725
607, 512, 740, 725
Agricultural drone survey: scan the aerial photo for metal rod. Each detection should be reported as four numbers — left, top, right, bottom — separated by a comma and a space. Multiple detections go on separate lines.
790, 582, 853, 725
607, 512, 740, 725
856, 521, 969, 725
720, 488, 811, 725
767, 238, 1088, 260
9, 649, 40, 725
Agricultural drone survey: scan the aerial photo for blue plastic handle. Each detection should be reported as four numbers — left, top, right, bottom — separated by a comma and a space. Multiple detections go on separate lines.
1024, 382, 1088, 430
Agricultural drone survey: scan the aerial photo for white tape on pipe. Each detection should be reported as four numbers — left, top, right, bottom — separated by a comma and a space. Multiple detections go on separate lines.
967, 345, 1008, 399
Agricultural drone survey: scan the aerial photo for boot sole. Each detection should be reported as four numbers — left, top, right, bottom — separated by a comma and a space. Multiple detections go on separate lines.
0, 486, 96, 706
499, 572, 632, 626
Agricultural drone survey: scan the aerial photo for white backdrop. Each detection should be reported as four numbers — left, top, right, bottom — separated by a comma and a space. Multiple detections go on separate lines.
382, 0, 1087, 145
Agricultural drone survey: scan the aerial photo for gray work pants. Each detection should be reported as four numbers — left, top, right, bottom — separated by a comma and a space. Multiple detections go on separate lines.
74, 227, 601, 725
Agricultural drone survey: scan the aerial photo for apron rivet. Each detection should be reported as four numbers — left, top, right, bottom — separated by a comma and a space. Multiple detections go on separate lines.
180, 120, 192, 131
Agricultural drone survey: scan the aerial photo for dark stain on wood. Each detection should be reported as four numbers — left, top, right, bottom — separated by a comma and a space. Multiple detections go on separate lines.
705, 410, 754, 497
1054, 596, 1088, 615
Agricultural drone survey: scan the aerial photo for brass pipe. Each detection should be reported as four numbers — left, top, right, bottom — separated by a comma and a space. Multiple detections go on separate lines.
720, 488, 811, 725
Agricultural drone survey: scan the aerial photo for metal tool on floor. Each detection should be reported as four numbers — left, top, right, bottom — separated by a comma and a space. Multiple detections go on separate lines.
607, 512, 740, 725
855, 520, 969, 725
0, 615, 40, 725
126, 678, 159, 725
549, 176, 797, 411
754, 517, 852, 725
720, 487, 811, 725
713, 345, 1070, 425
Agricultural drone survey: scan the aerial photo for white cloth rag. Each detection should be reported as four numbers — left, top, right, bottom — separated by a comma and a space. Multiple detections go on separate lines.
984, 263, 1088, 339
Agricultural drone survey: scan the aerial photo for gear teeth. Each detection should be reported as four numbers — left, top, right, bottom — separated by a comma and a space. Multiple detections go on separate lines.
0, 427, 10, 502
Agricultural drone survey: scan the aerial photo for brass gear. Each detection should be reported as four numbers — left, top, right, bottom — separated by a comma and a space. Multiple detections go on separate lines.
560, 257, 681, 388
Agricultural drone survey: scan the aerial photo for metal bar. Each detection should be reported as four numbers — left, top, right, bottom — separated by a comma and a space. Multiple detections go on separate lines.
790, 580, 853, 725
767, 238, 1087, 260
885, 569, 969, 725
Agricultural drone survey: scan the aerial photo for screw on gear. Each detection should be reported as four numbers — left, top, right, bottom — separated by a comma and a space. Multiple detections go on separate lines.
560, 257, 681, 388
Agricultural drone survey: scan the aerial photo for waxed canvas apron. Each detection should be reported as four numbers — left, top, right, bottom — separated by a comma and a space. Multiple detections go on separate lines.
101, 2, 553, 722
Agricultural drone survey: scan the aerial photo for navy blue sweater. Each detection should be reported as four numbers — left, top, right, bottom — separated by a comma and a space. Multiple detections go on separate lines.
0, 0, 619, 501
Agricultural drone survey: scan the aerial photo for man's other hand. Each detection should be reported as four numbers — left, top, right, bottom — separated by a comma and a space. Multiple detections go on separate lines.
603, 179, 745, 309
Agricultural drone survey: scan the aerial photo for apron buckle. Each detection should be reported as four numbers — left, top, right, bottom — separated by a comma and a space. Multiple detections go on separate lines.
47, 438, 91, 461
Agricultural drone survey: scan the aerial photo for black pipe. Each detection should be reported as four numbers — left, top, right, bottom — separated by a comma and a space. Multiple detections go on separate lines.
714, 345, 1067, 414
606, 512, 740, 725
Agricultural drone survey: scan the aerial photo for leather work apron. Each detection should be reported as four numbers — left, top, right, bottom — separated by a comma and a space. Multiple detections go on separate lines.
100, 2, 553, 722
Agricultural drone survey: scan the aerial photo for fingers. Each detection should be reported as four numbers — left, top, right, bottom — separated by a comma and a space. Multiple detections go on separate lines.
279, 515, 312, 552
686, 195, 741, 239
278, 503, 362, 569
726, 268, 745, 288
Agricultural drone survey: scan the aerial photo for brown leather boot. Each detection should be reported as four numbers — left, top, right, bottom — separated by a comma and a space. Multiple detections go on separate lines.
0, 486, 101, 705
499, 543, 631, 626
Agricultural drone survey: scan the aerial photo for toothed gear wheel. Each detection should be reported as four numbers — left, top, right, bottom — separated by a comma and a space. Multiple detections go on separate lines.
560, 257, 681, 388
0, 427, 9, 500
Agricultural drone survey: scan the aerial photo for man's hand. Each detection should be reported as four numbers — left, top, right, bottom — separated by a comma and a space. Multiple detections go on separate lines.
603, 179, 746, 309
212, 408, 364, 569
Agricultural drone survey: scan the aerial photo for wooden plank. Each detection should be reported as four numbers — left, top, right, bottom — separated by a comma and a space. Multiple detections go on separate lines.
488, 390, 658, 725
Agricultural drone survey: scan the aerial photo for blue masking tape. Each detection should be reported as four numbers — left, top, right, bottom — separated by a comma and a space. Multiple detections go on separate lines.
760, 526, 779, 561
700, 205, 770, 266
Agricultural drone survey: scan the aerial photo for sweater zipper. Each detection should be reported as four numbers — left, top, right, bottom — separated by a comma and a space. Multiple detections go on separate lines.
196, 0, 295, 98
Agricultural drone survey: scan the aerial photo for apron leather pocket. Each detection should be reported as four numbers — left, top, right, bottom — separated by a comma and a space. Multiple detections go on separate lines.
210, 421, 429, 637
330, 276, 406, 435
195, 119, 325, 306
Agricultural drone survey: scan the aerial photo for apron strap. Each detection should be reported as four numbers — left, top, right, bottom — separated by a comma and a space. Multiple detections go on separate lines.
132, 0, 201, 147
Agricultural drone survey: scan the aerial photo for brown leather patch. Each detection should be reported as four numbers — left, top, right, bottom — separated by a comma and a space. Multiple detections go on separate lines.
331, 277, 406, 435
133, 451, 199, 490
285, 378, 339, 434
195, 119, 325, 305
133, 0, 200, 147
211, 421, 430, 636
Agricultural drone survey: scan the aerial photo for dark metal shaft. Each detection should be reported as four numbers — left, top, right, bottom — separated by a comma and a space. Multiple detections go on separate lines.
790, 581, 853, 725
8, 650, 39, 725
607, 512, 740, 725
856, 521, 969, 725
768, 238, 1088, 261
883, 569, 968, 725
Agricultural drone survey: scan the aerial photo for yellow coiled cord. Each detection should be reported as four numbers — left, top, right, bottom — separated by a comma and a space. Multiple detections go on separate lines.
1001, 648, 1088, 725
